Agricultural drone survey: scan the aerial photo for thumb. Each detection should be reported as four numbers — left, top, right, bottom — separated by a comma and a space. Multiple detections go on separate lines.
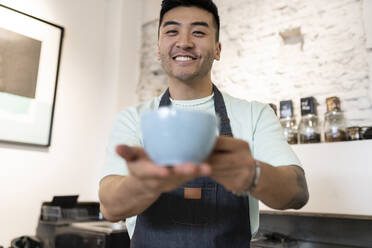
116, 145, 147, 161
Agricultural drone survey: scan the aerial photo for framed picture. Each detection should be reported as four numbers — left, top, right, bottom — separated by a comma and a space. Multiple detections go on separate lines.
0, 4, 64, 147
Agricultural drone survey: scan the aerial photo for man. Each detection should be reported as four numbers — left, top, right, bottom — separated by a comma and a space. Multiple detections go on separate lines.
99, 0, 309, 247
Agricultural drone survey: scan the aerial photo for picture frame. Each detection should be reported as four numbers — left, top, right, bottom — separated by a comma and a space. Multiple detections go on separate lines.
0, 4, 64, 147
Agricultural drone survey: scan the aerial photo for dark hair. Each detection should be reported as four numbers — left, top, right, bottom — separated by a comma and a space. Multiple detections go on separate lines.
158, 0, 220, 41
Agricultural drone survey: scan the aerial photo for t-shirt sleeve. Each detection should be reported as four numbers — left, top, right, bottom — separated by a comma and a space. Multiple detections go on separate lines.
100, 109, 142, 182
251, 102, 301, 167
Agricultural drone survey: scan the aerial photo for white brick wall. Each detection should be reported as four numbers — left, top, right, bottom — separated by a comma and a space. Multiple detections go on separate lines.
364, 0, 372, 114
363, 0, 372, 48
138, 0, 372, 126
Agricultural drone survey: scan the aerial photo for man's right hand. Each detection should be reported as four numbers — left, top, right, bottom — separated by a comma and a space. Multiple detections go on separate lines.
116, 145, 211, 196
99, 145, 211, 222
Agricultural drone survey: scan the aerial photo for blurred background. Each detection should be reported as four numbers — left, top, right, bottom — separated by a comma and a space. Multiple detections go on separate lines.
0, 0, 371, 246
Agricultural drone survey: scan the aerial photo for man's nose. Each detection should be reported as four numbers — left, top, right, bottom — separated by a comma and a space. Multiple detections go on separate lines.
176, 33, 194, 49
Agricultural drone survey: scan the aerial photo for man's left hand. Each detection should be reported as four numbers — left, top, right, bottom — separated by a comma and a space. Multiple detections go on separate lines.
206, 136, 256, 193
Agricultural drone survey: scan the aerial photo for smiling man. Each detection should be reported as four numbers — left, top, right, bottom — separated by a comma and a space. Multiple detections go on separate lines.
158, 6, 221, 96
98, 0, 309, 247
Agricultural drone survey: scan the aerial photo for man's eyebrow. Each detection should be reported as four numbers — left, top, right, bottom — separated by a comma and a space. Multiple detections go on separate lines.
162, 21, 210, 28
191, 21, 209, 28
163, 21, 180, 27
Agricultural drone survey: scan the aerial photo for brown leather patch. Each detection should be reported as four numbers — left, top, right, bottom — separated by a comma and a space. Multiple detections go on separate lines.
184, 187, 202, 199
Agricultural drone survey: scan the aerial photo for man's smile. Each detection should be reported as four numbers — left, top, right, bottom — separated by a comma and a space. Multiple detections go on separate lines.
172, 54, 199, 66
174, 56, 196, 61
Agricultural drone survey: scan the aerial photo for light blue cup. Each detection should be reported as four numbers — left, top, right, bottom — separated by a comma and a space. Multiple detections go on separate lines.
140, 107, 219, 166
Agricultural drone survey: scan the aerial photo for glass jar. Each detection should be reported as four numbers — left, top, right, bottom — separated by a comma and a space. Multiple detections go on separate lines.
324, 111, 347, 142
298, 114, 321, 144
347, 126, 361, 141
360, 126, 372, 139
361, 126, 372, 139
280, 117, 298, 144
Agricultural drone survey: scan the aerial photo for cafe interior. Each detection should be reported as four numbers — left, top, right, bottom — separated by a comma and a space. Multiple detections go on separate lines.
0, 0, 371, 247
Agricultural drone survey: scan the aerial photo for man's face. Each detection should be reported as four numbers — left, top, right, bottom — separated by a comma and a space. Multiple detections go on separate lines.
158, 6, 221, 83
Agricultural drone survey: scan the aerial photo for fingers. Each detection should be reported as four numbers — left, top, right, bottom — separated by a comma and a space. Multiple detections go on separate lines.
207, 153, 237, 170
116, 145, 148, 161
128, 158, 210, 181
129, 162, 211, 194
116, 145, 211, 193
199, 163, 212, 176
171, 162, 211, 177
116, 145, 170, 178
206, 152, 253, 180
129, 160, 170, 179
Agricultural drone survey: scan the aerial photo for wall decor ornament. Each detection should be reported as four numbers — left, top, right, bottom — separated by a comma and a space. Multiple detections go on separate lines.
0, 4, 64, 146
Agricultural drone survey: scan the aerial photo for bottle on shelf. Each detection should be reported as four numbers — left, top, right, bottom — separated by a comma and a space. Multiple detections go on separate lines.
360, 126, 369, 139
324, 96, 347, 142
361, 126, 372, 139
279, 100, 298, 144
347, 126, 361, 141
298, 96, 321, 144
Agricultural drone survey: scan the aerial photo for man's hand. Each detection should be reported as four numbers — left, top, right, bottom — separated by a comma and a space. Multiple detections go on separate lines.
99, 145, 212, 221
206, 136, 309, 210
206, 136, 256, 193
116, 145, 211, 196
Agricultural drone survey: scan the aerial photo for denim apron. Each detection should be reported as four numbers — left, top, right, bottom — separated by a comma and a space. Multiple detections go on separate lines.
131, 85, 252, 248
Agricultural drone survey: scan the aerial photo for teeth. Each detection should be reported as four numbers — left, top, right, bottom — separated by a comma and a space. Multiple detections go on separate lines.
175, 56, 193, 61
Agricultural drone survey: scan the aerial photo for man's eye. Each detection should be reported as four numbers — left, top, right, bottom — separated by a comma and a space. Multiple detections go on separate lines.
166, 30, 178, 35
193, 31, 205, 37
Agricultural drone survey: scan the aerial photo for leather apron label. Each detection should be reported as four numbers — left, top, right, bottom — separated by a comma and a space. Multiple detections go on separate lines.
184, 187, 202, 199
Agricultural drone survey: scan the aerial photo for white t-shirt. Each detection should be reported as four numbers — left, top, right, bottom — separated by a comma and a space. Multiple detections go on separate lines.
100, 91, 301, 238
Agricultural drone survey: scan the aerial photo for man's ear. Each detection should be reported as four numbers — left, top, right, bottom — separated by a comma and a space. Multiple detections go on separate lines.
215, 42, 222, 61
